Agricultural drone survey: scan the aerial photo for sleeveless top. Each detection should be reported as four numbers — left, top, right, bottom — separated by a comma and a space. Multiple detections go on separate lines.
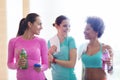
81, 44, 103, 68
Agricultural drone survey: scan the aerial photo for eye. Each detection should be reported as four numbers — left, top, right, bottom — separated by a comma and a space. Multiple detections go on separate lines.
63, 24, 70, 27
39, 23, 42, 26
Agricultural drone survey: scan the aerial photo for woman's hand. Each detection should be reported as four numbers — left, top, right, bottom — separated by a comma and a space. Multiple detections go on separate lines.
34, 67, 41, 72
105, 57, 113, 74
48, 53, 54, 63
48, 45, 57, 55
104, 57, 112, 65
18, 57, 27, 68
102, 44, 113, 73
102, 44, 113, 64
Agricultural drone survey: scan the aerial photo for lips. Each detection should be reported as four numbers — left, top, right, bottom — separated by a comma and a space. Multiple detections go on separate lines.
64, 29, 69, 32
84, 34, 89, 38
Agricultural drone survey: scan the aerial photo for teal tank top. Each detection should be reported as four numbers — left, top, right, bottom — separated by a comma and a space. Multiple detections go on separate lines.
81, 44, 103, 68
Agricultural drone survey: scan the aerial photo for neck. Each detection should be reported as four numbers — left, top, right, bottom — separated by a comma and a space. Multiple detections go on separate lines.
22, 29, 34, 40
89, 38, 100, 47
57, 33, 65, 43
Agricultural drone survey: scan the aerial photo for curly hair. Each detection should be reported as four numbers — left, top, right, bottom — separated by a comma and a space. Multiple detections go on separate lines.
86, 16, 105, 38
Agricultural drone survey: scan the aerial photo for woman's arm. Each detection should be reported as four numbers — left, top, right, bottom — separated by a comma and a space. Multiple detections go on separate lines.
7, 39, 18, 69
102, 44, 113, 65
49, 37, 77, 68
54, 48, 77, 68
102, 44, 113, 73
40, 39, 48, 71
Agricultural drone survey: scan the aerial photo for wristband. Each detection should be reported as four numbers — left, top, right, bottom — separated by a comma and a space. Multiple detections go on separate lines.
52, 58, 56, 64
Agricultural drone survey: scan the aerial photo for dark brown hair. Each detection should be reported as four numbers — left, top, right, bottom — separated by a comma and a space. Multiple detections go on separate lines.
17, 13, 39, 36
53, 15, 68, 26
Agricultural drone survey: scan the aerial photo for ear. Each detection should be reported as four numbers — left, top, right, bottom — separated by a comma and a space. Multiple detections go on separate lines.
54, 23, 59, 29
28, 22, 32, 28
96, 32, 98, 36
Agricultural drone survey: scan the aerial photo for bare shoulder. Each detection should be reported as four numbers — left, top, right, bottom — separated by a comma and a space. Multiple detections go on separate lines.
102, 43, 112, 49
102, 43, 113, 55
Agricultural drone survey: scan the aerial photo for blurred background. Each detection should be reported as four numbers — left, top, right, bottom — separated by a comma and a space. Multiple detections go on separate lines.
0, 0, 120, 80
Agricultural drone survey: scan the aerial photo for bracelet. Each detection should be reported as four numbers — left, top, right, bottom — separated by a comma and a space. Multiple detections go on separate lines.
52, 58, 56, 64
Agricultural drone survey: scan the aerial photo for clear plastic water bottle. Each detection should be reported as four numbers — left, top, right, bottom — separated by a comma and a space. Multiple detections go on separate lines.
20, 48, 28, 69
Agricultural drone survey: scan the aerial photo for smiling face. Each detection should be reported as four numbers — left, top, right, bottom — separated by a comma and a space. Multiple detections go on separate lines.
28, 16, 42, 35
84, 23, 98, 40
57, 19, 70, 37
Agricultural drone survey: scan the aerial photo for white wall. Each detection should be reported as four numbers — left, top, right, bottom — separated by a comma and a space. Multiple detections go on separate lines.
7, 0, 120, 80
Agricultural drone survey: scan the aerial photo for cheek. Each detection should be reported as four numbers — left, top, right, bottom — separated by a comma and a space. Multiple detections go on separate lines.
31, 26, 40, 32
37, 25, 40, 29
84, 30, 89, 34
62, 27, 66, 32
84, 30, 93, 37
89, 32, 97, 38
58, 28, 63, 32
35, 25, 41, 30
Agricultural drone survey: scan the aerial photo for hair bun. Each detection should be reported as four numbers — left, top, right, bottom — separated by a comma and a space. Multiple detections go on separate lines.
53, 23, 55, 27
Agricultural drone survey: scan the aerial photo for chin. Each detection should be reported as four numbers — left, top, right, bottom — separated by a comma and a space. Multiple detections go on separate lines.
36, 32, 40, 35
85, 37, 89, 40
64, 34, 68, 37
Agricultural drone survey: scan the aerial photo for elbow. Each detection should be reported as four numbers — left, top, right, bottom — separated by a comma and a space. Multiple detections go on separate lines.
68, 63, 76, 68
41, 63, 49, 71
69, 60, 76, 68
7, 63, 12, 69
46, 65, 49, 70
70, 65, 75, 68
7, 62, 16, 69
7, 62, 10, 68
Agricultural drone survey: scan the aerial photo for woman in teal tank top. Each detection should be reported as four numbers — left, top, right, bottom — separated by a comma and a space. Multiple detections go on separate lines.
80, 16, 113, 80
48, 15, 77, 80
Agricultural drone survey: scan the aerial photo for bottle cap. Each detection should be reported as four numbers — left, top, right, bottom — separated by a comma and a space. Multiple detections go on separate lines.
22, 48, 26, 53
34, 64, 41, 67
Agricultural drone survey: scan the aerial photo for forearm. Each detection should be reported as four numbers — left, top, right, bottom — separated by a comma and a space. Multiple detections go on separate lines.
53, 49, 77, 68
109, 47, 113, 66
8, 39, 17, 69
7, 62, 18, 69
41, 63, 48, 71
48, 61, 51, 68
41, 39, 49, 71
55, 59, 76, 68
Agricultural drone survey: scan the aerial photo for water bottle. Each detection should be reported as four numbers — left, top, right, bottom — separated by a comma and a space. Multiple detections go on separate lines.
102, 49, 112, 72
20, 48, 28, 69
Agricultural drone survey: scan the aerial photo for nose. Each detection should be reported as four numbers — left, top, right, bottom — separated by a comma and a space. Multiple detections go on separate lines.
84, 30, 86, 35
67, 27, 70, 32
67, 26, 70, 30
40, 25, 43, 29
